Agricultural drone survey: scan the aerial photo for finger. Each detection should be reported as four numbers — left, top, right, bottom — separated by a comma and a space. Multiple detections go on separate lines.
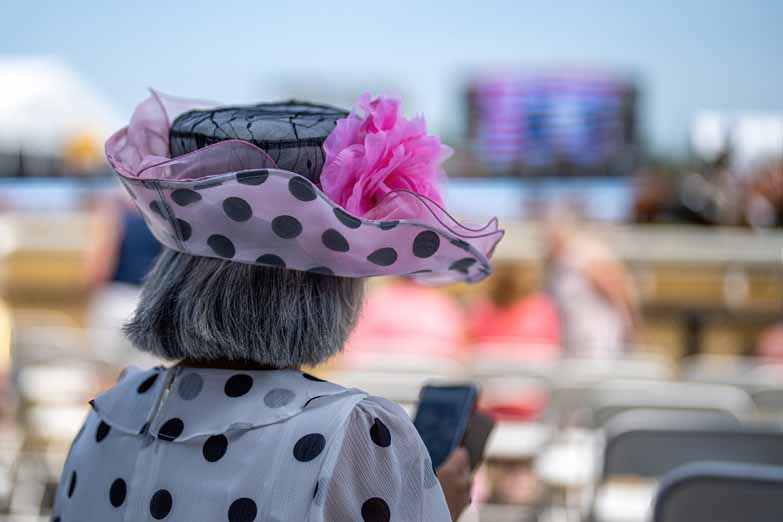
438, 446, 468, 473
449, 447, 470, 468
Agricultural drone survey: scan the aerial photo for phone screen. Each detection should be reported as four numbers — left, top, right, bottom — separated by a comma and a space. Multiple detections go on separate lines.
413, 385, 477, 469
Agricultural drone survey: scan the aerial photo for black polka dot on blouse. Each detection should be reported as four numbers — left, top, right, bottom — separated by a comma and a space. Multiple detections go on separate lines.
361, 497, 391, 522
67, 471, 77, 498
224, 374, 254, 397
96, 421, 111, 443
369, 418, 391, 447
293, 433, 326, 462
177, 373, 203, 401
202, 434, 229, 463
158, 418, 185, 442
264, 388, 295, 408
228, 497, 258, 522
109, 478, 127, 507
149, 489, 173, 519
137, 373, 159, 394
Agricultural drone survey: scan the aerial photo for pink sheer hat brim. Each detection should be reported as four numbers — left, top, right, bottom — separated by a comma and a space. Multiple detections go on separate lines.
106, 91, 504, 284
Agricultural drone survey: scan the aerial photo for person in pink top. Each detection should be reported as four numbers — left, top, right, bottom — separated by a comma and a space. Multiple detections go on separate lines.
344, 278, 466, 365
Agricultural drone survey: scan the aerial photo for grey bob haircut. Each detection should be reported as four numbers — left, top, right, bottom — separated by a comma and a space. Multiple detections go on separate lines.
124, 248, 365, 368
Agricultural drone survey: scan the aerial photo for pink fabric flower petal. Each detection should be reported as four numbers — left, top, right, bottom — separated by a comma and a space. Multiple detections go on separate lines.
320, 93, 446, 217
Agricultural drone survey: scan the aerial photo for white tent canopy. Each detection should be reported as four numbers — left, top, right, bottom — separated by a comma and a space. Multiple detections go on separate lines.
0, 57, 121, 156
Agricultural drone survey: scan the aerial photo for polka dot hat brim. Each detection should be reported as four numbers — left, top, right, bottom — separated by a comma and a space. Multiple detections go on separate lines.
106, 92, 504, 284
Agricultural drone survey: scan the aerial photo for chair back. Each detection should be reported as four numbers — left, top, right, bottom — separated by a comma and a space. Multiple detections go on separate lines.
603, 419, 783, 479
653, 462, 783, 522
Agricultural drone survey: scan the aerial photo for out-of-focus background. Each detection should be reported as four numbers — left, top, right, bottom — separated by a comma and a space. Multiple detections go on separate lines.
0, 1, 781, 521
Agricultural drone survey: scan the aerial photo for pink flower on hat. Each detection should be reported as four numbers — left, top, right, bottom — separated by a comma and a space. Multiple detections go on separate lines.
320, 93, 451, 217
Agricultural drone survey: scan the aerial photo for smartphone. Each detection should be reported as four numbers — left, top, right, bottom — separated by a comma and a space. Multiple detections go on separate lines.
413, 384, 479, 469
462, 410, 495, 470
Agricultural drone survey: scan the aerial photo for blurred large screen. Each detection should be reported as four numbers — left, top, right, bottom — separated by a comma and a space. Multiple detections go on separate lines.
467, 72, 639, 177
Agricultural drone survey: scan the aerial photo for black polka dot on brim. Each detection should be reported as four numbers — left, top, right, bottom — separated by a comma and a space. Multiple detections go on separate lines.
379, 220, 399, 230
228, 497, 258, 522
96, 421, 111, 443
334, 207, 362, 229
109, 478, 127, 507
293, 433, 326, 462
271, 215, 303, 239
308, 266, 334, 275
361, 497, 391, 522
255, 254, 286, 268
236, 170, 269, 185
67, 471, 77, 498
207, 234, 236, 258
224, 374, 254, 397
157, 418, 185, 442
321, 229, 350, 252
137, 373, 159, 394
449, 257, 477, 273
367, 247, 398, 266
412, 230, 440, 258
223, 197, 253, 222
288, 176, 317, 202
369, 418, 392, 447
149, 200, 165, 217
171, 189, 202, 206
202, 434, 229, 462
149, 489, 173, 519
450, 238, 471, 251
175, 219, 192, 241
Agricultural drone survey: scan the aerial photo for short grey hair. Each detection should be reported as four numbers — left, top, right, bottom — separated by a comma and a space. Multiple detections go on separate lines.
124, 248, 365, 368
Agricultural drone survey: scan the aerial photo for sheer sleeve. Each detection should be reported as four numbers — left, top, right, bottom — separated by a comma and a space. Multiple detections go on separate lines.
315, 396, 452, 521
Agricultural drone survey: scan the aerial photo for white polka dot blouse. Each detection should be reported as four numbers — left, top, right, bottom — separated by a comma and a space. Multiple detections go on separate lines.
53, 366, 451, 521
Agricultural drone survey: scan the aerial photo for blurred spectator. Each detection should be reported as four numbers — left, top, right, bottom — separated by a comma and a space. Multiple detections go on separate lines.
83, 190, 160, 364
743, 159, 783, 228
756, 321, 783, 362
543, 220, 639, 357
343, 278, 466, 364
468, 262, 561, 360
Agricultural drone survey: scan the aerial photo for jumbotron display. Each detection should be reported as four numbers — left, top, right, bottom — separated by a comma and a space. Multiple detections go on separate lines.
467, 72, 639, 176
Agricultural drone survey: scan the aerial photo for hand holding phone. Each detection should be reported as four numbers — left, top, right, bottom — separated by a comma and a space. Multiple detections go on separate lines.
413, 384, 494, 470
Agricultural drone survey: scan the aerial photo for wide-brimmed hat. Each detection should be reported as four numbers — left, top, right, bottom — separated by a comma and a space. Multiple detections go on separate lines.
106, 90, 503, 284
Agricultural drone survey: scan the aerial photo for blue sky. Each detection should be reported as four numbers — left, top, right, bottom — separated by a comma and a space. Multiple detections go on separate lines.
3, 0, 782, 157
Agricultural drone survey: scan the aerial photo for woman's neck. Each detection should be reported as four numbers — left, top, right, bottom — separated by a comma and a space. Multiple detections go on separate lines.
176, 358, 294, 371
